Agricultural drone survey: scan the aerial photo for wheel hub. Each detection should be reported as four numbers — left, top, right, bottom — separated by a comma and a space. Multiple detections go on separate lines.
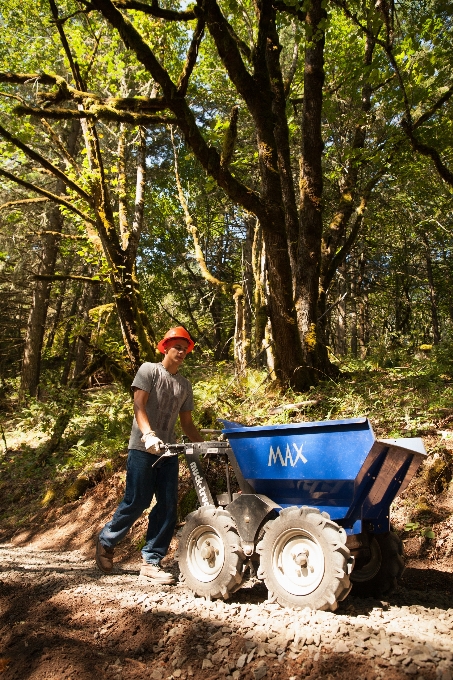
186, 525, 225, 582
272, 528, 325, 596
293, 548, 309, 568
200, 541, 216, 562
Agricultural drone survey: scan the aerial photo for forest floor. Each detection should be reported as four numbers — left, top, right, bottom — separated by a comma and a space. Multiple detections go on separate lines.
1, 361, 453, 679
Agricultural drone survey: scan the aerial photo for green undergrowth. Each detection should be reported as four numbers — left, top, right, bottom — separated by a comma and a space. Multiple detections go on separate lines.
0, 351, 452, 537
190, 354, 453, 440
0, 382, 132, 531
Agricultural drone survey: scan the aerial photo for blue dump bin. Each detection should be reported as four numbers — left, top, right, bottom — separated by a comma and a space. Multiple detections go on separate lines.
221, 417, 426, 535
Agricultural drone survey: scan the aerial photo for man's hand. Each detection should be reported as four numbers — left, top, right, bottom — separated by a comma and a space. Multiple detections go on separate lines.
141, 432, 163, 454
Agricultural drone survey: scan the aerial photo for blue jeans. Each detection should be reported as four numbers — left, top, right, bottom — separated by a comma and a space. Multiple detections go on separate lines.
99, 449, 179, 565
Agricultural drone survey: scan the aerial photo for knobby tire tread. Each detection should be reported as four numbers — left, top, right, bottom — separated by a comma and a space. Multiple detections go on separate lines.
256, 506, 351, 612
178, 505, 244, 600
351, 531, 405, 598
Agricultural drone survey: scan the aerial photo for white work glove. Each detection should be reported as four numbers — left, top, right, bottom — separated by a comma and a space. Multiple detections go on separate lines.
141, 432, 163, 454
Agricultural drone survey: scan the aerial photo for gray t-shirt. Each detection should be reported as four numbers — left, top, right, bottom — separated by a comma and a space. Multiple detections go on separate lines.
128, 362, 194, 451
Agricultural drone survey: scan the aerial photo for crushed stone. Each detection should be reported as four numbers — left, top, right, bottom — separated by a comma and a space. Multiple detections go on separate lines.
0, 545, 452, 679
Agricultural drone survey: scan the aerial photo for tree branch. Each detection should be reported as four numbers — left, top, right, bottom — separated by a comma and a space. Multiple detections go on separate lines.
0, 72, 169, 111
398, 82, 453, 187
90, 0, 263, 217
0, 167, 95, 224
332, 0, 412, 121
0, 90, 27, 105
34, 273, 105, 282
321, 28, 376, 274
0, 121, 92, 204
36, 88, 169, 111
201, 0, 255, 106
113, 0, 198, 20
283, 37, 299, 98
0, 197, 48, 210
16, 103, 176, 125
40, 118, 81, 172
272, 0, 306, 21
49, 0, 85, 90
225, 22, 252, 62
49, 0, 122, 256
29, 230, 89, 240
413, 82, 453, 130
0, 72, 58, 86
50, 7, 93, 24
401, 120, 453, 187
157, 300, 188, 327
170, 127, 227, 289
117, 124, 129, 248
220, 106, 239, 169
177, 18, 205, 96
323, 170, 385, 290
130, 126, 146, 252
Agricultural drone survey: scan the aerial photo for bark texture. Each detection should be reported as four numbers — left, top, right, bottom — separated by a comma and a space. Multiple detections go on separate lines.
295, 0, 331, 383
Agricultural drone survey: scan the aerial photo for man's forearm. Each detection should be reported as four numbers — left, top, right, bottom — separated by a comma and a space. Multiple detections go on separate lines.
134, 406, 154, 436
182, 422, 204, 442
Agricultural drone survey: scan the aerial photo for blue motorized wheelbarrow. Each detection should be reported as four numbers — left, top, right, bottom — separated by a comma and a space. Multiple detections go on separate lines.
175, 417, 426, 611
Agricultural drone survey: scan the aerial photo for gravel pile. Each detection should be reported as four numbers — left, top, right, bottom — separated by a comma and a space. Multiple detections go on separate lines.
0, 545, 452, 680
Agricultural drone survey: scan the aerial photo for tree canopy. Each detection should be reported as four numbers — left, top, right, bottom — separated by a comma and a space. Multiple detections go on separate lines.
1, 0, 452, 396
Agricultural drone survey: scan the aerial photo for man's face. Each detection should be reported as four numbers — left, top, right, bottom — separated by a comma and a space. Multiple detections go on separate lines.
164, 338, 190, 363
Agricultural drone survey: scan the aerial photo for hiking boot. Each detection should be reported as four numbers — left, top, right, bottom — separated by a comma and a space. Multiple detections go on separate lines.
140, 563, 176, 585
96, 537, 114, 574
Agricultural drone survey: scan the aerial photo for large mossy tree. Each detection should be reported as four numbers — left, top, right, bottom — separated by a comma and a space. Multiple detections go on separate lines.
1, 0, 452, 390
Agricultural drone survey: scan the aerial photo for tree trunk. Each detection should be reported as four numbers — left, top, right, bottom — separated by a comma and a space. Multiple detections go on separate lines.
336, 265, 347, 356
261, 215, 305, 386
350, 266, 358, 358
233, 285, 246, 374
423, 234, 440, 345
45, 275, 68, 351
20, 215, 59, 398
209, 296, 226, 360
357, 251, 368, 358
73, 279, 101, 378
265, 318, 276, 380
295, 0, 331, 383
20, 121, 80, 398
252, 221, 267, 366
394, 271, 411, 339
60, 288, 82, 385
318, 27, 376, 357
242, 215, 254, 365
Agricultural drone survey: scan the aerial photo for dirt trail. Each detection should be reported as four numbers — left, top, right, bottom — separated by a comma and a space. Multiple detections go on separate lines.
1, 457, 453, 680
1, 543, 452, 680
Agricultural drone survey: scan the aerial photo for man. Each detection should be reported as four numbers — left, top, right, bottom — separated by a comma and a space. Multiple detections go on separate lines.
96, 326, 203, 584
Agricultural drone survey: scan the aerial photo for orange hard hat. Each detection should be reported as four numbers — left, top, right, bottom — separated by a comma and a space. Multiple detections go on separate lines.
157, 327, 195, 354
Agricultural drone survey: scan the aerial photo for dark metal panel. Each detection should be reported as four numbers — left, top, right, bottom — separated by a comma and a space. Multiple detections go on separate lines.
226, 494, 280, 552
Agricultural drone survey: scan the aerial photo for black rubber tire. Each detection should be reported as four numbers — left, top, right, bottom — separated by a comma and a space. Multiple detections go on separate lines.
256, 506, 353, 611
351, 531, 405, 598
178, 505, 245, 599
350, 536, 382, 583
